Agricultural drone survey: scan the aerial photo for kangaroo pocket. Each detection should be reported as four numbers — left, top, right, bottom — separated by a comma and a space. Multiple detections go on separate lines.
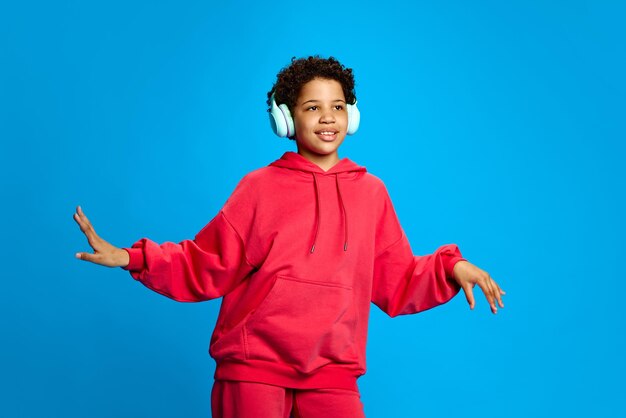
243, 275, 358, 374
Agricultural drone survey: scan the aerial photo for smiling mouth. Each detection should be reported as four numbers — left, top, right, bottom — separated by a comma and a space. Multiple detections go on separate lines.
316, 130, 339, 141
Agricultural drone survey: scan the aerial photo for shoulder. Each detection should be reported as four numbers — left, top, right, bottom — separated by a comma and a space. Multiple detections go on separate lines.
357, 172, 392, 200
361, 171, 386, 188
234, 165, 282, 191
225, 165, 284, 205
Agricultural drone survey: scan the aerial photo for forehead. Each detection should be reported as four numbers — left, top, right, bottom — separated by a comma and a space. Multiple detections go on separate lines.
297, 78, 345, 102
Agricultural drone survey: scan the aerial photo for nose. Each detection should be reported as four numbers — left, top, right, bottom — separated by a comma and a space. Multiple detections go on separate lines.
319, 108, 335, 123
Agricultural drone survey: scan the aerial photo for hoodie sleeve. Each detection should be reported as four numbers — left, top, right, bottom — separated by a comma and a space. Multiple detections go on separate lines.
122, 210, 256, 302
371, 186, 466, 317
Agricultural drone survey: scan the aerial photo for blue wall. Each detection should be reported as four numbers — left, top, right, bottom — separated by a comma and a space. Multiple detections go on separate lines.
1, 1, 624, 417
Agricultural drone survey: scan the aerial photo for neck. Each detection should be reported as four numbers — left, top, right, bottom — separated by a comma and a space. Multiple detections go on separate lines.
296, 149, 340, 172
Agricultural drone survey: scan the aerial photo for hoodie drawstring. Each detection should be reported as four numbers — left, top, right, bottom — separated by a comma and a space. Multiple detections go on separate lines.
309, 172, 348, 253
336, 174, 348, 251
310, 173, 321, 253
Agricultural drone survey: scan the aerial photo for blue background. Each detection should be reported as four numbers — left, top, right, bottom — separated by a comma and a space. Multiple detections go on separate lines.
1, 0, 624, 417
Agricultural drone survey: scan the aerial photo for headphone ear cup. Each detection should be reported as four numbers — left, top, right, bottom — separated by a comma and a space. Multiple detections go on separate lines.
346, 102, 360, 135
279, 104, 295, 138
269, 94, 295, 138
270, 96, 287, 137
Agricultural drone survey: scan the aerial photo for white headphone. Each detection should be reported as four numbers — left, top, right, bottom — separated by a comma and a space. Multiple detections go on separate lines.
269, 93, 360, 138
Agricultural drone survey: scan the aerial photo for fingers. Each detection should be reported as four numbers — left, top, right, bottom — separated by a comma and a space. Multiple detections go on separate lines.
464, 268, 497, 314
477, 278, 497, 314
74, 206, 94, 235
478, 274, 507, 314
75, 250, 115, 267
493, 279, 505, 309
484, 275, 505, 310
73, 206, 88, 233
74, 206, 126, 267
73, 206, 100, 249
74, 205, 101, 261
461, 283, 475, 310
457, 261, 506, 314
75, 251, 97, 263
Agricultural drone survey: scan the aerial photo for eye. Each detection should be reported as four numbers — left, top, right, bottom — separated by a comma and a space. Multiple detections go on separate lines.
334, 105, 344, 110
307, 105, 318, 111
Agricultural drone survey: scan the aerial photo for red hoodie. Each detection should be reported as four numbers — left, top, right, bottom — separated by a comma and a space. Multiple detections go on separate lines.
123, 151, 465, 391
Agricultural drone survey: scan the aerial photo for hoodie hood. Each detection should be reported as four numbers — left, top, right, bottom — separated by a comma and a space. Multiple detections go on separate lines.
269, 152, 367, 253
269, 151, 367, 175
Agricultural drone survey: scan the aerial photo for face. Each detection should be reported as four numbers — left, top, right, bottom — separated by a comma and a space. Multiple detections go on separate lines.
292, 78, 348, 169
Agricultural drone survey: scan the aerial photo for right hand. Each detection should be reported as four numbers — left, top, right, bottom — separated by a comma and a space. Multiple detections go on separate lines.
74, 205, 130, 268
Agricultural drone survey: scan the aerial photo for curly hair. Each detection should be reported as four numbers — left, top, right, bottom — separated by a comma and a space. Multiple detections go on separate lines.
266, 56, 357, 113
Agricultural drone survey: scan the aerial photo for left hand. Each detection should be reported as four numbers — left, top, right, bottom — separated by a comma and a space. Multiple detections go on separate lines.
452, 261, 505, 314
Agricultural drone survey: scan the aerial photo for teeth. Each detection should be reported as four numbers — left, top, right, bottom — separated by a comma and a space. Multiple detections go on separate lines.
319, 132, 335, 135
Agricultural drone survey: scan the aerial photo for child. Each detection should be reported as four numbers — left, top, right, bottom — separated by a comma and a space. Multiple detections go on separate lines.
74, 56, 505, 418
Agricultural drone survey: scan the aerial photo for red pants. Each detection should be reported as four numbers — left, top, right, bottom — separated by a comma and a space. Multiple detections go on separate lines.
211, 380, 366, 418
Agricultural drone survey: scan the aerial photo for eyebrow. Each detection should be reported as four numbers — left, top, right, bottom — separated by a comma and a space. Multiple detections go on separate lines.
300, 99, 347, 105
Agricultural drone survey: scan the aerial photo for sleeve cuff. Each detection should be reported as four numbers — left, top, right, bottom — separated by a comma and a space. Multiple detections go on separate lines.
122, 247, 145, 271
443, 255, 467, 279
439, 244, 466, 279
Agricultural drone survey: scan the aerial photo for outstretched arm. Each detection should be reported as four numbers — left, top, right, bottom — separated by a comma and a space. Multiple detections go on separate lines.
74, 205, 255, 302
371, 183, 506, 316
74, 205, 129, 268
452, 260, 505, 314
